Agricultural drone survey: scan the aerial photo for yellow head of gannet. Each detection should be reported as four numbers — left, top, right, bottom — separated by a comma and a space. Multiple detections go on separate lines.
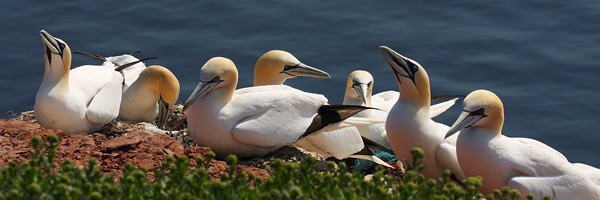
40, 30, 72, 86
443, 90, 600, 198
254, 50, 330, 86
183, 57, 379, 159
445, 89, 504, 138
119, 65, 180, 128
378, 46, 431, 110
35, 30, 124, 134
378, 45, 465, 181
343, 70, 374, 106
183, 57, 237, 111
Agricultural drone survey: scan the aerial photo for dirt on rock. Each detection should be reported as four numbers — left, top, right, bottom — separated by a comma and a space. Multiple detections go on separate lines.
1, 107, 403, 183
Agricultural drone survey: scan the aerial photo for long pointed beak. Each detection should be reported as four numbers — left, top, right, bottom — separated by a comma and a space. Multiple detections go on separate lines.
281, 63, 331, 78
182, 79, 222, 111
445, 111, 485, 139
378, 46, 415, 84
40, 30, 61, 55
352, 83, 369, 105
156, 96, 171, 129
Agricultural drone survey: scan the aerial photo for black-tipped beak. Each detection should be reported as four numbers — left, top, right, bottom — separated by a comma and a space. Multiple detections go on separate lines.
378, 46, 418, 85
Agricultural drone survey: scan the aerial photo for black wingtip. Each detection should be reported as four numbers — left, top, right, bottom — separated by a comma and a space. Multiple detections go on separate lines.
431, 95, 464, 101
114, 57, 158, 71
299, 105, 375, 139
129, 51, 142, 56
361, 136, 394, 155
74, 51, 107, 61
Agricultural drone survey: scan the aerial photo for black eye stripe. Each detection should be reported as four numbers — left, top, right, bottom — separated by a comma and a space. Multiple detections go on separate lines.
408, 62, 419, 74
201, 76, 222, 84
464, 108, 486, 116
283, 64, 299, 71
58, 42, 66, 50
475, 108, 485, 115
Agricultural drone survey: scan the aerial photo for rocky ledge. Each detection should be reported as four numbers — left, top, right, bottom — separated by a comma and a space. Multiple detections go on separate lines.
0, 107, 403, 183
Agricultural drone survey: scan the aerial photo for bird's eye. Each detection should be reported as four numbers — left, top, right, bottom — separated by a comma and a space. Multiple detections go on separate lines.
409, 63, 419, 74
352, 80, 360, 87
367, 81, 372, 88
212, 76, 221, 82
58, 42, 66, 50
473, 108, 485, 115
284, 64, 298, 71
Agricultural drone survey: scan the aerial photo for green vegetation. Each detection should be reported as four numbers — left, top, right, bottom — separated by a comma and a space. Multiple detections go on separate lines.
0, 134, 550, 199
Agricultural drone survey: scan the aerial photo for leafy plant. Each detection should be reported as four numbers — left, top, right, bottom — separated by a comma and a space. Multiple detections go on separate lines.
0, 135, 549, 200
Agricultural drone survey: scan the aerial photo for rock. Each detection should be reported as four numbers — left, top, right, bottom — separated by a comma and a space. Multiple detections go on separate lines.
102, 132, 146, 152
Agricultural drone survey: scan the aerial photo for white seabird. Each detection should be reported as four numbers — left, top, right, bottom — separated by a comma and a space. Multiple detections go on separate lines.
341, 70, 458, 149
378, 46, 466, 180
183, 57, 381, 160
445, 89, 600, 199
253, 50, 330, 86
34, 30, 126, 134
118, 65, 180, 127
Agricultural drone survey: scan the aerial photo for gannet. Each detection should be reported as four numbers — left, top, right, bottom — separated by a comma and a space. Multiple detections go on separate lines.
118, 66, 180, 128
252, 51, 391, 166
75, 51, 156, 91
183, 57, 381, 160
254, 50, 330, 86
445, 89, 600, 199
342, 70, 458, 148
35, 30, 125, 135
378, 46, 466, 180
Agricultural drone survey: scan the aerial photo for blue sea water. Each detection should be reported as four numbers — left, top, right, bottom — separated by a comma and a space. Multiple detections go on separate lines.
1, 1, 599, 167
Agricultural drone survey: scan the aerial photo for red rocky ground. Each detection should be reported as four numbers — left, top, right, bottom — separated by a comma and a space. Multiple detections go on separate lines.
0, 108, 403, 183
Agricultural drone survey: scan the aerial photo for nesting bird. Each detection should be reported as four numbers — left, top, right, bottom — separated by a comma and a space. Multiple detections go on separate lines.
118, 66, 180, 127
75, 52, 179, 127
378, 46, 465, 180
445, 89, 600, 199
183, 57, 381, 160
35, 30, 126, 134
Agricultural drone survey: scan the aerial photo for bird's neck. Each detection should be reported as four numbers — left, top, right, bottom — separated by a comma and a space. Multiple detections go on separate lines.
41, 57, 69, 89
398, 81, 430, 113
254, 72, 287, 86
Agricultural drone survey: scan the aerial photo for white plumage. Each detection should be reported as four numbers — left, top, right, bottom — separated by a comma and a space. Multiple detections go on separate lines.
184, 57, 379, 159
445, 89, 600, 199
35, 30, 123, 134
378, 46, 466, 180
